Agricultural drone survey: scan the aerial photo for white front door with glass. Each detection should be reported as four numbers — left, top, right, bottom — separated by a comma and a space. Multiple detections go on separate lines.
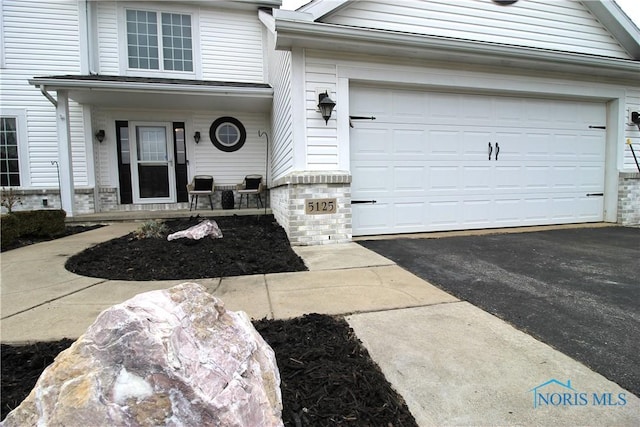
130, 123, 176, 203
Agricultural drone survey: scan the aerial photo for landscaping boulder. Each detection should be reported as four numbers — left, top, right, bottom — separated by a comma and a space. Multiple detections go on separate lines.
167, 219, 223, 241
1, 283, 283, 427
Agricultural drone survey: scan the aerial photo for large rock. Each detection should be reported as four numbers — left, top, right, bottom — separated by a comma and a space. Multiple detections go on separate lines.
2, 283, 283, 427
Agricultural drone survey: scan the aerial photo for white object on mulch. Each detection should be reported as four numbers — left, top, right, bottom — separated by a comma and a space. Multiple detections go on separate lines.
167, 219, 223, 241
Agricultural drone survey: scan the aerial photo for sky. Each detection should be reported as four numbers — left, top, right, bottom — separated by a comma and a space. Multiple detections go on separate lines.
281, 0, 640, 28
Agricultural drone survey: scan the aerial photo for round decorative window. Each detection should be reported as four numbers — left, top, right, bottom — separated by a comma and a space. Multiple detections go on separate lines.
209, 117, 246, 152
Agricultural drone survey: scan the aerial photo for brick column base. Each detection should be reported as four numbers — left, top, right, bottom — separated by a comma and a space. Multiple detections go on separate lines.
270, 172, 352, 245
617, 172, 640, 226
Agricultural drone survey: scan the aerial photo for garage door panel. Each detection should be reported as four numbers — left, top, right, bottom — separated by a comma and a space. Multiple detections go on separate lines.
551, 196, 582, 220
352, 203, 393, 233
494, 199, 521, 223
578, 165, 605, 189
351, 128, 391, 155
461, 131, 491, 159
523, 133, 552, 159
462, 166, 492, 190
429, 166, 460, 191
395, 202, 426, 228
431, 130, 461, 157
428, 200, 461, 227
524, 166, 551, 189
350, 86, 606, 236
579, 134, 607, 159
462, 199, 492, 225
495, 166, 522, 190
393, 129, 425, 154
394, 166, 427, 192
351, 165, 391, 194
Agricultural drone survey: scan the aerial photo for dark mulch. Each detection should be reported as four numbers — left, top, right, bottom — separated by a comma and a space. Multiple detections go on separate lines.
65, 215, 307, 280
2, 315, 417, 426
2, 215, 417, 425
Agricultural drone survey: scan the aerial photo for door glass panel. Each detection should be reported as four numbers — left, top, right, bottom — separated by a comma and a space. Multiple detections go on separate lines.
136, 126, 169, 198
175, 127, 186, 164
119, 126, 130, 164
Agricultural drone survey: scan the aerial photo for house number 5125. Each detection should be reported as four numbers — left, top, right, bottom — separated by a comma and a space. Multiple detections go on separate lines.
305, 198, 337, 215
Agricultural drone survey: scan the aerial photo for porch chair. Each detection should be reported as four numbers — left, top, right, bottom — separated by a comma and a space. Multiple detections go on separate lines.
236, 175, 264, 209
187, 175, 215, 210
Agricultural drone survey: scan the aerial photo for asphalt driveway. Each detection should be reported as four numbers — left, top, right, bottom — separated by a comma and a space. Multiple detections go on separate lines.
358, 226, 640, 397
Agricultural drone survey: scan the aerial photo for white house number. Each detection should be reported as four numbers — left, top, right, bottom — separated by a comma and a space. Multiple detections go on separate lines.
305, 198, 337, 215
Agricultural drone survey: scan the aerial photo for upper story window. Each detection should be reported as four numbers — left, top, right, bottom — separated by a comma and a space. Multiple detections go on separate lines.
126, 9, 193, 72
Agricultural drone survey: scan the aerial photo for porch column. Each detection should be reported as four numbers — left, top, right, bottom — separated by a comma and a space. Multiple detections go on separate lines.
56, 90, 76, 216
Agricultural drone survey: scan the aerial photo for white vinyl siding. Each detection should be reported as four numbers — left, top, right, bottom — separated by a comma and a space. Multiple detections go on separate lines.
269, 48, 294, 180
304, 59, 338, 169
96, 1, 118, 74
200, 9, 264, 82
192, 112, 269, 185
96, 4, 264, 82
0, 0, 88, 188
322, 0, 631, 59
624, 90, 640, 171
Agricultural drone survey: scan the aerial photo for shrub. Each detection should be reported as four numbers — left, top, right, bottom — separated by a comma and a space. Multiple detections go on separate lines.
0, 210, 66, 248
133, 220, 168, 240
16, 210, 66, 237
1, 214, 20, 247
0, 187, 22, 213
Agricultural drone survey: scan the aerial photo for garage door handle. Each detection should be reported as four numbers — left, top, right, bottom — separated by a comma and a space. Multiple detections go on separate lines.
488, 142, 493, 160
586, 193, 604, 197
495, 143, 500, 161
352, 200, 377, 204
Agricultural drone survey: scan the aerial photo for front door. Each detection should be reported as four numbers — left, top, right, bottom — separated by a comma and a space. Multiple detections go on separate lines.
130, 122, 176, 203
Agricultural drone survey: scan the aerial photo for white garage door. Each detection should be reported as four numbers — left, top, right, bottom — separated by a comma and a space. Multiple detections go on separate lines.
350, 86, 606, 236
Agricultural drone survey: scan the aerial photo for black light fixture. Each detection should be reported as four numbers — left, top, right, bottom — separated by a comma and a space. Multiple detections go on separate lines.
318, 91, 336, 125
194, 131, 201, 144
95, 129, 105, 143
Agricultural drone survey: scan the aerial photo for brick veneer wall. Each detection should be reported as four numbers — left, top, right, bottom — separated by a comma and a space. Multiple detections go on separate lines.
617, 172, 640, 226
270, 172, 352, 245
0, 188, 94, 214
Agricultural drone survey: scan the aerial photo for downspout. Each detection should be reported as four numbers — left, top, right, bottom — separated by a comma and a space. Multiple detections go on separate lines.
40, 85, 57, 107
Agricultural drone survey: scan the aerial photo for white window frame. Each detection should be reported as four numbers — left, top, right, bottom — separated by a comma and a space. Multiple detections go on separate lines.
0, 109, 29, 187
118, 3, 200, 79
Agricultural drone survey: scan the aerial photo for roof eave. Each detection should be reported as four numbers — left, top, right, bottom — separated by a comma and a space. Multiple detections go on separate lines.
583, 0, 640, 59
275, 19, 640, 81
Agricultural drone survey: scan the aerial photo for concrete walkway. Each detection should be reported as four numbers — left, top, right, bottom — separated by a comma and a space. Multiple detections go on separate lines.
1, 223, 638, 425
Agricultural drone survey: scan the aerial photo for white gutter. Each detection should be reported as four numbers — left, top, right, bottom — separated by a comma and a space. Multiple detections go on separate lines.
275, 19, 640, 75
28, 78, 274, 98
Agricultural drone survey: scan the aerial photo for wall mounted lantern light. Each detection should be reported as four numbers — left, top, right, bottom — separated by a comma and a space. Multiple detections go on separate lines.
194, 131, 201, 144
318, 91, 336, 125
95, 129, 105, 143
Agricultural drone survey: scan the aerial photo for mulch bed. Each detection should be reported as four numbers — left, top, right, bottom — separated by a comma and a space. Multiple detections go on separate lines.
1, 215, 418, 425
2, 315, 417, 426
65, 215, 307, 280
